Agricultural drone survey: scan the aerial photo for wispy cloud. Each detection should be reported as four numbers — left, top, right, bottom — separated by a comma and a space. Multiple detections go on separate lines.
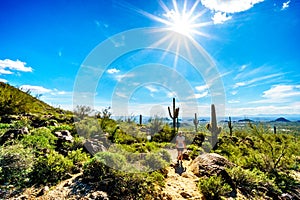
281, 0, 291, 10
0, 78, 8, 83
228, 100, 240, 103
195, 84, 209, 92
0, 59, 32, 74
194, 84, 209, 99
212, 12, 232, 24
262, 84, 300, 100
115, 73, 135, 82
20, 85, 52, 94
145, 85, 158, 93
233, 73, 283, 89
107, 68, 120, 74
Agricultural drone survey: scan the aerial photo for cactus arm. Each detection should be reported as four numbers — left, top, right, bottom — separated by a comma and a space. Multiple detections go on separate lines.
168, 106, 173, 119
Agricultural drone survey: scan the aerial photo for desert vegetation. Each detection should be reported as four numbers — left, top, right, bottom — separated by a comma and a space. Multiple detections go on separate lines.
0, 82, 299, 199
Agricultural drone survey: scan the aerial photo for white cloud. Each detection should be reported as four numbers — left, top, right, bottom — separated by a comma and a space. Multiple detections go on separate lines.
115, 73, 135, 82
281, 0, 291, 10
145, 85, 158, 93
201, 0, 264, 13
228, 100, 240, 103
231, 90, 238, 95
195, 91, 209, 99
195, 84, 209, 92
233, 73, 283, 89
20, 85, 52, 94
262, 85, 300, 99
0, 59, 33, 74
239, 65, 247, 72
0, 68, 13, 74
193, 84, 209, 98
0, 78, 8, 83
233, 82, 246, 88
107, 68, 120, 74
212, 12, 232, 24
226, 105, 300, 116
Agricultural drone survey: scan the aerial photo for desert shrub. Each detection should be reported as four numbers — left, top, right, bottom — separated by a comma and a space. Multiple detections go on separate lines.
62, 135, 85, 151
0, 143, 34, 187
202, 141, 212, 152
83, 156, 107, 181
217, 124, 300, 174
49, 124, 75, 134
152, 124, 174, 143
114, 132, 137, 144
108, 170, 163, 200
67, 148, 90, 172
75, 117, 103, 139
143, 152, 169, 171
21, 127, 57, 151
94, 151, 127, 170
227, 166, 279, 196
30, 150, 73, 185
187, 144, 204, 159
198, 174, 232, 200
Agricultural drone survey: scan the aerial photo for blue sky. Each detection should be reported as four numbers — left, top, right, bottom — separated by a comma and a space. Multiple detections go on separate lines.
0, 0, 300, 118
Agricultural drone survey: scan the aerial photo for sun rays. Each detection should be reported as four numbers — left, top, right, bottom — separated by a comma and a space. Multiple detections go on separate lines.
135, 0, 212, 68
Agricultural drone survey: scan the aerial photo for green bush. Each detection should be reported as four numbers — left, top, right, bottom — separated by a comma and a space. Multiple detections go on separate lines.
0, 143, 34, 187
67, 148, 90, 172
187, 144, 204, 159
198, 175, 232, 200
227, 166, 279, 196
94, 151, 127, 170
21, 127, 57, 151
83, 156, 107, 181
109, 171, 163, 199
30, 150, 73, 184
143, 152, 169, 171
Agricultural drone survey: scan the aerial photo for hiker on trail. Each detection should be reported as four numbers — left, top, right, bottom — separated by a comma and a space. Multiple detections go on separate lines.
176, 131, 186, 165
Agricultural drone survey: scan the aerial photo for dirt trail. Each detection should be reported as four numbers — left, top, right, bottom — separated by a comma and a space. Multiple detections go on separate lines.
161, 150, 203, 200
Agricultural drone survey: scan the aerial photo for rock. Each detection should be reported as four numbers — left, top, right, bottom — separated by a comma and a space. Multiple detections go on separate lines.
54, 130, 73, 142
87, 191, 109, 200
180, 191, 192, 198
36, 186, 50, 197
190, 153, 237, 197
0, 127, 29, 145
84, 139, 107, 155
190, 153, 234, 177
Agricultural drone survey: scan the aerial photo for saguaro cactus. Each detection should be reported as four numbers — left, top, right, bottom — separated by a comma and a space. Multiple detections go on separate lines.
168, 98, 179, 133
228, 116, 233, 136
193, 113, 199, 132
206, 104, 221, 148
139, 114, 142, 125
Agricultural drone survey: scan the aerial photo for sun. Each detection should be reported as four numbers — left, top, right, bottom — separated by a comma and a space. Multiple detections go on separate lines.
164, 9, 194, 37
133, 0, 212, 68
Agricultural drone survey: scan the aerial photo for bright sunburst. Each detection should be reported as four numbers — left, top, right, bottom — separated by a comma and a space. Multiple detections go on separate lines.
139, 0, 211, 39
135, 0, 212, 68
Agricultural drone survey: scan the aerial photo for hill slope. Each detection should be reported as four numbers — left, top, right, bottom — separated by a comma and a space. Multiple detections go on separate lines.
0, 82, 68, 116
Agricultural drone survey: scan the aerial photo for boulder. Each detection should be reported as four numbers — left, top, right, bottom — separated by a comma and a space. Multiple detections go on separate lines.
190, 153, 234, 177
54, 130, 73, 142
190, 153, 236, 197
0, 127, 29, 145
84, 139, 107, 155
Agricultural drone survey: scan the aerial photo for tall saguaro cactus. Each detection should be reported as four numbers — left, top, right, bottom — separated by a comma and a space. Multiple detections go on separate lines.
206, 104, 221, 148
228, 116, 233, 136
168, 98, 179, 133
193, 113, 199, 132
